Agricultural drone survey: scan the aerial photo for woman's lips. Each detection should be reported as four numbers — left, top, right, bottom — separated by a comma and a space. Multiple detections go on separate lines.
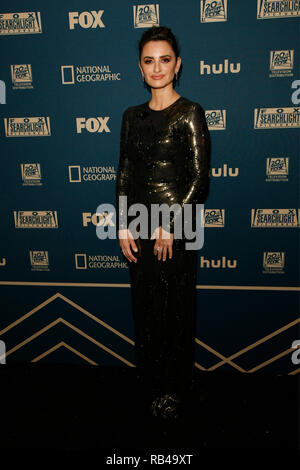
151, 75, 165, 79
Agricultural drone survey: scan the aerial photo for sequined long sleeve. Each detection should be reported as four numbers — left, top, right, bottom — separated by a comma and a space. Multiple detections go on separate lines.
116, 97, 210, 239
167, 103, 210, 234
116, 109, 131, 233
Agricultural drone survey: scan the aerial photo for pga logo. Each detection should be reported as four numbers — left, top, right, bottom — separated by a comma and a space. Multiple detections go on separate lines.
76, 117, 110, 133
69, 10, 105, 29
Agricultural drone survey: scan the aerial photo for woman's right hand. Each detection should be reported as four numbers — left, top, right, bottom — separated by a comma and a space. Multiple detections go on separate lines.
118, 229, 138, 263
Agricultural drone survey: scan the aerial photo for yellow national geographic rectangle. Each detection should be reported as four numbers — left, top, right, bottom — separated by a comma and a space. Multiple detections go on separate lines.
4, 117, 51, 137
254, 107, 300, 129
0, 12, 42, 34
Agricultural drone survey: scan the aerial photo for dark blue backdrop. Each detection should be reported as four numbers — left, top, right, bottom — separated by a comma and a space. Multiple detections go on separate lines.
0, 0, 299, 374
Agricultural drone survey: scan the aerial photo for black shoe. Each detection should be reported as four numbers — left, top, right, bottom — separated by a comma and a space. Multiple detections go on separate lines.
150, 392, 182, 420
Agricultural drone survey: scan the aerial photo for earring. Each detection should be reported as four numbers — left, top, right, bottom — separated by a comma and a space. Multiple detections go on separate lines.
141, 74, 145, 82
175, 72, 178, 81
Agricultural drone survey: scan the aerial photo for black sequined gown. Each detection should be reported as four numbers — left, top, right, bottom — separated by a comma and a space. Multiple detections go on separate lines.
116, 96, 210, 399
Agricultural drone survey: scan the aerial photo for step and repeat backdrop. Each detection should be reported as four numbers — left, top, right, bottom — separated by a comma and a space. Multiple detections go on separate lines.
0, 1, 299, 373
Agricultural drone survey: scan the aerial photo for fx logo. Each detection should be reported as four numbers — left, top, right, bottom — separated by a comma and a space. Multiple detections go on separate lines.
69, 10, 105, 29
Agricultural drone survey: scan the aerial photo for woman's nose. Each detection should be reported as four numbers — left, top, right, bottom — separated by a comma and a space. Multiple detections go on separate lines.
153, 61, 161, 72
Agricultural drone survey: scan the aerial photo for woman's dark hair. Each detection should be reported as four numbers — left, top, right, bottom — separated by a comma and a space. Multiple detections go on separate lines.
138, 25, 180, 60
138, 25, 181, 88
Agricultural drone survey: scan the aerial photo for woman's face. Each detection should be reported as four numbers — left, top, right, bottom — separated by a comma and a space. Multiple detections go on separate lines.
139, 40, 181, 90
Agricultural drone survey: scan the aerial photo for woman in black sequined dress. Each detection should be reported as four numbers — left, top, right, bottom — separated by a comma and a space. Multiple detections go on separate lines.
116, 26, 211, 419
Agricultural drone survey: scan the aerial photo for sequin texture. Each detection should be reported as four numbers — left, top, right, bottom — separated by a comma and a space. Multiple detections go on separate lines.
116, 96, 211, 397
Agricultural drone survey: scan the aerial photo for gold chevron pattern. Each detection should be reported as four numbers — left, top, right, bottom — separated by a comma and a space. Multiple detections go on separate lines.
0, 292, 299, 374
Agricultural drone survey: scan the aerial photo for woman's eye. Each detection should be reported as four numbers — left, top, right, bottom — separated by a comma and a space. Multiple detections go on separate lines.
144, 59, 170, 64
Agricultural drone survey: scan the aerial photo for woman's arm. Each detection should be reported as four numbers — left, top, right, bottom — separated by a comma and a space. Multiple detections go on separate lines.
115, 108, 138, 263
116, 108, 132, 232
167, 103, 211, 234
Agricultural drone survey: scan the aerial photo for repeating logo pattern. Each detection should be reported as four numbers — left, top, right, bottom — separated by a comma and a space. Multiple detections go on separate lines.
0, 1, 299, 373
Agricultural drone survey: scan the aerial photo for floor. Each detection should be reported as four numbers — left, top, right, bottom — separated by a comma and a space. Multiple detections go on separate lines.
0, 364, 298, 455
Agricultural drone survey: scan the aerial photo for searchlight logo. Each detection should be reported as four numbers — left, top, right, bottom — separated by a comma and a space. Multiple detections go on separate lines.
251, 209, 300, 227
4, 117, 51, 136
257, 0, 300, 19
0, 12, 42, 34
14, 211, 58, 228
254, 107, 300, 129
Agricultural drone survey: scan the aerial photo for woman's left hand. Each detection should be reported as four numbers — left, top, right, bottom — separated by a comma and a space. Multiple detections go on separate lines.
150, 226, 174, 261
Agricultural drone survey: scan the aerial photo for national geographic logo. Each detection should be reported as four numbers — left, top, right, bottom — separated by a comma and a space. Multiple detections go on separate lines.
14, 211, 58, 228
75, 253, 128, 270
210, 163, 239, 178
251, 209, 299, 227
133, 4, 160, 28
200, 256, 236, 269
0, 12, 42, 35
21, 163, 42, 186
30, 250, 50, 271
269, 50, 294, 78
11, 64, 33, 89
266, 157, 289, 181
257, 0, 300, 18
4, 117, 51, 137
76, 117, 110, 134
205, 110, 226, 130
68, 165, 116, 182
203, 209, 225, 227
68, 10, 105, 29
200, 0, 228, 23
262, 251, 285, 273
254, 107, 300, 129
61, 65, 120, 84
